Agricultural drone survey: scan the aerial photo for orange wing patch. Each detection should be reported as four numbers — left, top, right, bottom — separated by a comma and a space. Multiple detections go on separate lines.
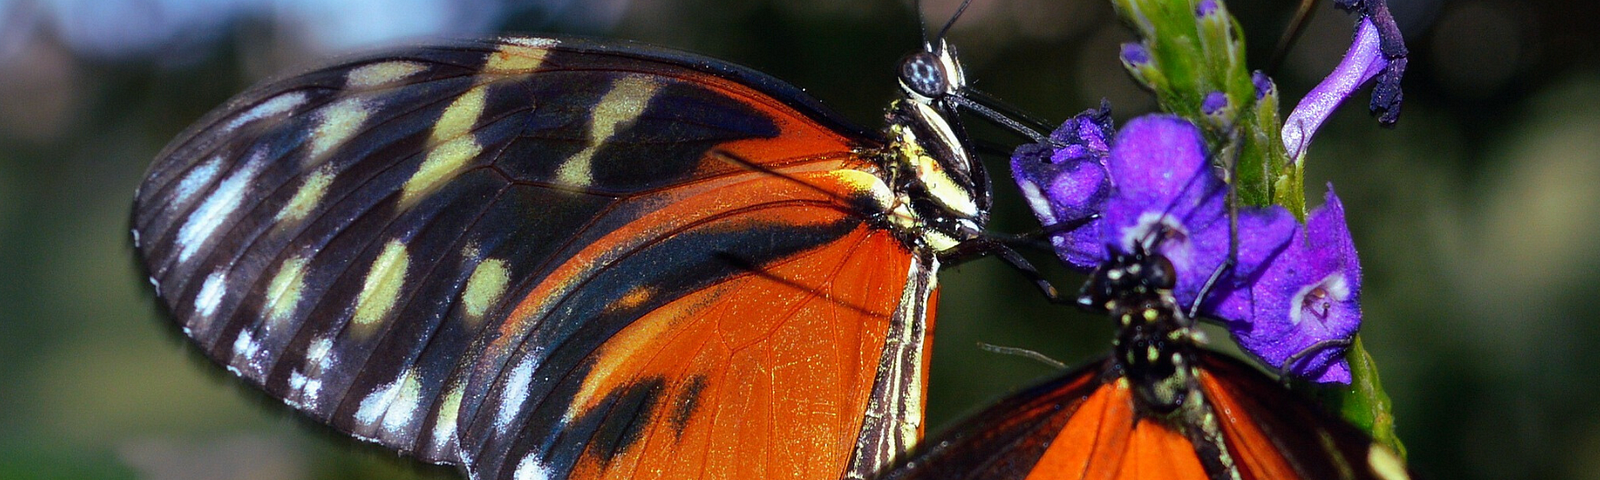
1199, 369, 1303, 480
563, 222, 914, 480
1025, 380, 1133, 480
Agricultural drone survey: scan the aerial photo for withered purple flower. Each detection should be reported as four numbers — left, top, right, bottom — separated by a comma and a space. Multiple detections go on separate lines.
1283, 4, 1410, 160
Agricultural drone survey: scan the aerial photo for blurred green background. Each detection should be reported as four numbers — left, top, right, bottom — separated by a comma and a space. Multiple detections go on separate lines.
2, 0, 1596, 478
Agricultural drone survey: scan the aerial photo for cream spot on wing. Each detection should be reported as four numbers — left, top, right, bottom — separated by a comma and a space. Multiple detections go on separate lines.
306, 336, 334, 371
497, 354, 539, 434
263, 255, 310, 328
356, 377, 401, 426
308, 98, 370, 160
381, 368, 425, 436
277, 166, 335, 225
173, 156, 222, 207
353, 240, 409, 330
431, 381, 466, 453
195, 270, 227, 318
462, 258, 509, 323
231, 330, 260, 374
223, 92, 306, 132
400, 85, 489, 207
554, 75, 660, 186
346, 61, 427, 89
432, 84, 488, 142
401, 136, 482, 208
484, 41, 551, 74
514, 453, 551, 480
177, 149, 268, 263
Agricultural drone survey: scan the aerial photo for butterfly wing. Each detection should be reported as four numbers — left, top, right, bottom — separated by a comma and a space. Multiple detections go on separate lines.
872, 359, 1113, 480
1197, 354, 1410, 480
876, 355, 1408, 480
133, 36, 938, 480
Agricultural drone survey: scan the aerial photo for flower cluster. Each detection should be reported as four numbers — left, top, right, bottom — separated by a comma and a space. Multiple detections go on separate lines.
1012, 2, 1407, 384
1015, 114, 1359, 383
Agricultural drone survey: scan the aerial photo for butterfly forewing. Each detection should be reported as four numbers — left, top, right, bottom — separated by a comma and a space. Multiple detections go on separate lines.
133, 36, 947, 479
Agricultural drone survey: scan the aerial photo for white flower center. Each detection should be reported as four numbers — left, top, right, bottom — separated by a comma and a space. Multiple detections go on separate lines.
1290, 272, 1350, 327
1121, 211, 1192, 267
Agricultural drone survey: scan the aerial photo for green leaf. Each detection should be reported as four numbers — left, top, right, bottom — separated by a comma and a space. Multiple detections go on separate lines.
1301, 336, 1408, 459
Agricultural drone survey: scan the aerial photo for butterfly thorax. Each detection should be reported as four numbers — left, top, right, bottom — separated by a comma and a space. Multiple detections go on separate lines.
870, 41, 989, 254
1079, 247, 1202, 415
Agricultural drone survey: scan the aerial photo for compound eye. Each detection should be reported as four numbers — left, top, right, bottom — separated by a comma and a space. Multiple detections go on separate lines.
1150, 255, 1177, 290
899, 51, 948, 98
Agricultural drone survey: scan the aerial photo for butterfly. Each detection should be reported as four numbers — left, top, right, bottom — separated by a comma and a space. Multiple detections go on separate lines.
128, 22, 1031, 480
876, 119, 1411, 480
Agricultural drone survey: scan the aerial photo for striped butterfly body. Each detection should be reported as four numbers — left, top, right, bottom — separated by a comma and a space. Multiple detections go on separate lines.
876, 238, 1410, 479
132, 36, 989, 480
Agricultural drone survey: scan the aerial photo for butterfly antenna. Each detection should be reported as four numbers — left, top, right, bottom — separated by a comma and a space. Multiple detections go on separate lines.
1268, 0, 1323, 75
947, 92, 1049, 142
935, 0, 978, 45
962, 88, 1056, 133
913, 0, 931, 44
977, 341, 1067, 369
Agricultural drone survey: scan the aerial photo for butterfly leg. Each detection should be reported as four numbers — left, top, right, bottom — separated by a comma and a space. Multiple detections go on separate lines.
1280, 338, 1354, 384
939, 237, 1072, 304
1189, 255, 1236, 320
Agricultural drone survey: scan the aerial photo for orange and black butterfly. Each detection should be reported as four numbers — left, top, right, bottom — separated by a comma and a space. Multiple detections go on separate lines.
129, 26, 1029, 480
875, 222, 1409, 479
875, 238, 1411, 479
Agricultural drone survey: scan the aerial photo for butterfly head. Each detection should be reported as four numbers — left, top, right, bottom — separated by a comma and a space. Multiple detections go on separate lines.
1077, 242, 1177, 314
897, 39, 967, 106
879, 39, 990, 252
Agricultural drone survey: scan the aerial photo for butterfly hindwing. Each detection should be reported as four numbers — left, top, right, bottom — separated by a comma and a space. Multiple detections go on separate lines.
876, 353, 1407, 480
1197, 355, 1407, 480
133, 36, 943, 480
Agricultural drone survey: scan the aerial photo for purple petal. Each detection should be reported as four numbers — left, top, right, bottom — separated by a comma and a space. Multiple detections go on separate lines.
1251, 70, 1275, 100
1120, 42, 1151, 67
1096, 116, 1297, 309
1282, 17, 1388, 161
1012, 104, 1116, 270
1225, 186, 1363, 383
1202, 91, 1228, 116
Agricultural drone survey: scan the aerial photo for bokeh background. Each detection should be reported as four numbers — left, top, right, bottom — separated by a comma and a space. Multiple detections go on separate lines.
1, 0, 1595, 478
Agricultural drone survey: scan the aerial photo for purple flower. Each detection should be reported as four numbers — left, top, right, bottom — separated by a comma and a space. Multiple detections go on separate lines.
1093, 116, 1297, 314
1252, 71, 1275, 100
1014, 114, 1363, 383
1282, 6, 1410, 160
1213, 188, 1362, 383
1012, 103, 1115, 271
1120, 42, 1151, 67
